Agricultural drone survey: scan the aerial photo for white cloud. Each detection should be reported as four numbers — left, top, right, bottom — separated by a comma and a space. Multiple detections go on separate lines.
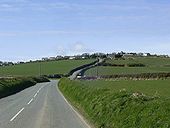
56, 45, 67, 56
69, 42, 93, 55
136, 42, 170, 55
53, 42, 94, 56
0, 32, 17, 36
73, 42, 85, 52
0, 30, 114, 37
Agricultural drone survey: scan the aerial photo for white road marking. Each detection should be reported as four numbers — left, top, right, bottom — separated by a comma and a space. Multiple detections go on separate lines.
58, 87, 91, 128
10, 86, 44, 122
10, 108, 25, 122
34, 93, 38, 98
27, 98, 33, 105
38, 87, 43, 92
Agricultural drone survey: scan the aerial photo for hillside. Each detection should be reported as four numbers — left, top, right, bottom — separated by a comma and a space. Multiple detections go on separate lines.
0, 59, 94, 77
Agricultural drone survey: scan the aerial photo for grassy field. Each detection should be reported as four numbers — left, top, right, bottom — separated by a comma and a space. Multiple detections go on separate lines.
85, 66, 170, 76
107, 57, 170, 67
59, 78, 170, 128
0, 59, 94, 77
59, 57, 170, 127
75, 79, 170, 98
85, 57, 170, 76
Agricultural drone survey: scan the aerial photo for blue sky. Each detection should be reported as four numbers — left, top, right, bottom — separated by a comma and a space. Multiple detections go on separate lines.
0, 0, 170, 61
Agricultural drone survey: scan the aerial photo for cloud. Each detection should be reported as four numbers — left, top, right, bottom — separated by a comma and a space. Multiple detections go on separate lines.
69, 42, 93, 55
0, 32, 16, 37
0, 3, 18, 11
0, 1, 154, 13
73, 42, 85, 52
135, 42, 170, 55
56, 45, 67, 56
0, 30, 117, 37
54, 42, 93, 56
0, 1, 80, 12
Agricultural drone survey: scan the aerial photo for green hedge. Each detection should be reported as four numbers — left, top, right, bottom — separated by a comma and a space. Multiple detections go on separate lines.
0, 76, 49, 98
99, 63, 145, 67
101, 72, 170, 79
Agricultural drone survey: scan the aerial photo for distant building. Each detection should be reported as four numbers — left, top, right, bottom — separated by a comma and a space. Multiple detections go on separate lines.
107, 53, 116, 59
123, 53, 134, 58
56, 56, 63, 60
137, 53, 144, 57
69, 56, 76, 60
49, 57, 56, 61
42, 57, 49, 61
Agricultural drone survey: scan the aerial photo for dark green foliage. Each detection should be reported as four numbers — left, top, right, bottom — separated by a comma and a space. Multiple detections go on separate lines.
99, 63, 145, 67
68, 60, 98, 76
59, 78, 170, 128
102, 72, 170, 79
127, 63, 145, 67
99, 63, 125, 67
30, 76, 50, 83
0, 76, 49, 98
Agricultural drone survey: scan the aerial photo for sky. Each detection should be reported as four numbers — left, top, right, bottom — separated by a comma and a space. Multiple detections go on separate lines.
0, 0, 170, 62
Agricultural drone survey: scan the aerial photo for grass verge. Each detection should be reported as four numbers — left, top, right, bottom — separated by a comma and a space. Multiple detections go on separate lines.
0, 76, 49, 98
59, 78, 170, 128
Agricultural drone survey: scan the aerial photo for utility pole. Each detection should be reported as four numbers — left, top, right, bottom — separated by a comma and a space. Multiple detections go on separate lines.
39, 62, 42, 76
96, 57, 99, 78
97, 63, 99, 78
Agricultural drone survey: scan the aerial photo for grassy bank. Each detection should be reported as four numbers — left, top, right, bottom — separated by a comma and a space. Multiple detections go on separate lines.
0, 59, 94, 77
0, 76, 49, 98
59, 78, 170, 128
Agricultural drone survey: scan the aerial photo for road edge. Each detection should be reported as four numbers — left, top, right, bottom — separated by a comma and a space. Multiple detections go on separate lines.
56, 80, 92, 128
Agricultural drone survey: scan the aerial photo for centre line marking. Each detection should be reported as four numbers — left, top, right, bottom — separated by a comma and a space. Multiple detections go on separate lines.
27, 98, 33, 105
34, 93, 38, 98
10, 108, 25, 122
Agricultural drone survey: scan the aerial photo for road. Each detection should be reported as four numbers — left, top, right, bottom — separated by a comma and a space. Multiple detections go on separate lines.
69, 58, 104, 80
0, 80, 90, 128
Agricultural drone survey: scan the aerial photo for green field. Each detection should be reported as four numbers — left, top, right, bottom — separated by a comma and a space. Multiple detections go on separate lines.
0, 59, 94, 77
85, 57, 170, 76
76, 79, 170, 98
107, 57, 170, 67
59, 78, 170, 128
59, 57, 170, 128
85, 66, 170, 76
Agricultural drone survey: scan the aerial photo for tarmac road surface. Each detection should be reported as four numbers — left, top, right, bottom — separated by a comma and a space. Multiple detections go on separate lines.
0, 80, 90, 128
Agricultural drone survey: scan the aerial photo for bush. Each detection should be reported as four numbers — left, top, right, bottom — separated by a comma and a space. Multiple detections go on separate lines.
0, 76, 49, 99
68, 60, 98, 76
127, 63, 145, 67
98, 62, 145, 67
101, 72, 170, 79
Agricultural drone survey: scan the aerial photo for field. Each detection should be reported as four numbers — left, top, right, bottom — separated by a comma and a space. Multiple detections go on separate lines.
85, 57, 170, 76
75, 79, 170, 98
85, 66, 170, 76
107, 57, 170, 66
59, 78, 170, 128
0, 59, 94, 77
59, 57, 170, 128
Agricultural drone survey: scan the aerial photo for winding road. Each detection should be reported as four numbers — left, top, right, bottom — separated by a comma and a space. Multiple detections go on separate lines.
0, 80, 90, 128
